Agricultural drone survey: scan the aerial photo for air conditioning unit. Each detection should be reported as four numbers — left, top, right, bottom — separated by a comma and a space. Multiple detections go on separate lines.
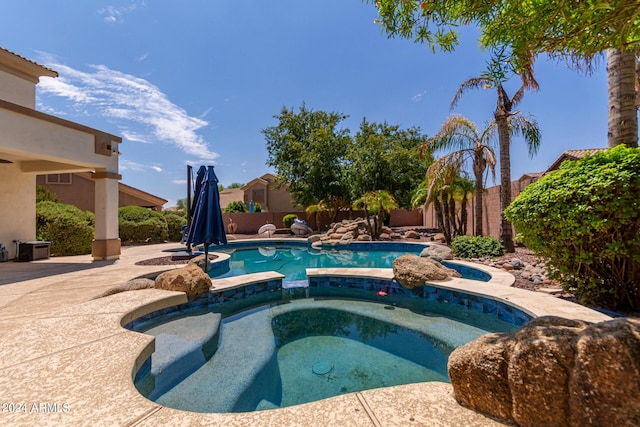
18, 241, 50, 261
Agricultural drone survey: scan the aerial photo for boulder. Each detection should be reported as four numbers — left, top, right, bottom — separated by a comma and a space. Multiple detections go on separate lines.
448, 316, 640, 427
404, 230, 420, 239
155, 263, 212, 298
357, 234, 372, 241
392, 254, 461, 289
341, 231, 355, 241
94, 277, 155, 298
420, 244, 453, 260
307, 235, 321, 243
432, 233, 446, 243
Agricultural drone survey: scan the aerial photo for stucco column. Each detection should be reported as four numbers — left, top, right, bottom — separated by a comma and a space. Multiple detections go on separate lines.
92, 171, 121, 260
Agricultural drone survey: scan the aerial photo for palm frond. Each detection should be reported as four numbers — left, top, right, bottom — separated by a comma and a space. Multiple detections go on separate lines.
450, 77, 492, 110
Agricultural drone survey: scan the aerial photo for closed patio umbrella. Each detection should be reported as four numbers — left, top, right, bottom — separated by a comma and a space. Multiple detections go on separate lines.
185, 165, 227, 270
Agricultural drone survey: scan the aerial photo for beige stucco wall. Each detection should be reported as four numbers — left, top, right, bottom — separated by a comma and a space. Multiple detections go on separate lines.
0, 70, 35, 108
267, 182, 303, 212
0, 163, 36, 259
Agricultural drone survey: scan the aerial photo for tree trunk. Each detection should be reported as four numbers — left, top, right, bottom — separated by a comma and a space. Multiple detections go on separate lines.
473, 150, 484, 236
433, 198, 445, 234
607, 49, 639, 148
496, 112, 515, 253
459, 193, 468, 236
441, 190, 452, 244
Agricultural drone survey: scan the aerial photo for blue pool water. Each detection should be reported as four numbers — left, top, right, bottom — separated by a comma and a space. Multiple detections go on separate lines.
134, 294, 518, 413
210, 243, 490, 283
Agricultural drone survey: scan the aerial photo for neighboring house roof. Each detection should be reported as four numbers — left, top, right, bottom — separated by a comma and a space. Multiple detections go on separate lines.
241, 173, 278, 190
118, 181, 168, 207
545, 148, 607, 173
219, 188, 244, 209
518, 172, 544, 181
0, 47, 58, 81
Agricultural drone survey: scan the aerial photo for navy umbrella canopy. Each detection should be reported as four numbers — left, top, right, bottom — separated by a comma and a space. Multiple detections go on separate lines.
185, 166, 227, 265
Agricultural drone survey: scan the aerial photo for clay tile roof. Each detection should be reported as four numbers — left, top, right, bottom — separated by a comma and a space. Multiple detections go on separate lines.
545, 148, 607, 173
0, 46, 58, 78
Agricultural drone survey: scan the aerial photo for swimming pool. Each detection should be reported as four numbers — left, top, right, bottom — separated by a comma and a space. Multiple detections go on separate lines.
209, 242, 491, 283
133, 288, 523, 413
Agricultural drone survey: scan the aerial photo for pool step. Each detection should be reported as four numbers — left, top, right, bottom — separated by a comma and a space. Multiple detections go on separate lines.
136, 311, 221, 401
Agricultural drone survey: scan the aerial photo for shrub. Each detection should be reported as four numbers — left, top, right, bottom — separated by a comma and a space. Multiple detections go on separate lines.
283, 214, 298, 228
451, 235, 504, 259
36, 185, 63, 203
119, 206, 168, 243
254, 202, 262, 212
36, 201, 94, 256
162, 212, 187, 241
505, 146, 640, 310
223, 201, 247, 213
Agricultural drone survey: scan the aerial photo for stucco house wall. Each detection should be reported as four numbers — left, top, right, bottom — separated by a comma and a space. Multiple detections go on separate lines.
36, 173, 167, 213
0, 47, 122, 260
241, 173, 303, 213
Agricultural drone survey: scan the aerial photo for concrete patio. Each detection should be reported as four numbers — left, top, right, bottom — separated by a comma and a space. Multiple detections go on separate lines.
0, 243, 610, 426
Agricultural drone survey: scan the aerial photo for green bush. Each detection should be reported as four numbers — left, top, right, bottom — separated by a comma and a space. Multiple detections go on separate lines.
162, 212, 187, 241
505, 146, 640, 310
223, 201, 247, 213
254, 202, 262, 212
451, 235, 504, 259
36, 201, 94, 256
119, 206, 168, 243
283, 214, 298, 228
36, 185, 63, 203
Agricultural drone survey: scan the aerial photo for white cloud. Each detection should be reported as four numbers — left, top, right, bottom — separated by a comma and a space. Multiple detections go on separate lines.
411, 90, 428, 103
98, 3, 140, 24
120, 159, 146, 171
37, 57, 219, 161
151, 165, 162, 172
172, 179, 188, 185
137, 53, 149, 62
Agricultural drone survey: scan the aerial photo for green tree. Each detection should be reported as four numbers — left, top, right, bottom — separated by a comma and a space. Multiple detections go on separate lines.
226, 182, 245, 189
346, 119, 430, 209
420, 114, 496, 236
369, 0, 640, 148
263, 104, 352, 221
451, 51, 541, 252
352, 190, 399, 239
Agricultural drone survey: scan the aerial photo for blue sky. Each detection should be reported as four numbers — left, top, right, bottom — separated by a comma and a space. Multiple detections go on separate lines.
1, 1, 608, 207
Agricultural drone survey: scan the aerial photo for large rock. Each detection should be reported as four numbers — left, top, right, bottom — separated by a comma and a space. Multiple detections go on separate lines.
404, 230, 420, 239
392, 254, 461, 288
448, 316, 640, 427
155, 264, 212, 298
420, 244, 453, 260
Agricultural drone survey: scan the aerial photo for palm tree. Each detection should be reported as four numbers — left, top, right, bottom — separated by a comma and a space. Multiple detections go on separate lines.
451, 50, 541, 252
420, 115, 496, 236
305, 199, 331, 231
352, 190, 398, 239
607, 49, 639, 147
421, 161, 459, 243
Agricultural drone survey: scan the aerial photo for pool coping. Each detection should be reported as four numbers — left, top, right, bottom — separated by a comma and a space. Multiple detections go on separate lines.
0, 242, 612, 426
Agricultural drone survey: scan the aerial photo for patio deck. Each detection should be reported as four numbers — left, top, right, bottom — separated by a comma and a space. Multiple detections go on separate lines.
0, 242, 610, 426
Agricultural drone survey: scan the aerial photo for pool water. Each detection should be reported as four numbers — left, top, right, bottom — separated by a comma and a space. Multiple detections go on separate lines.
214, 245, 420, 283
137, 297, 516, 413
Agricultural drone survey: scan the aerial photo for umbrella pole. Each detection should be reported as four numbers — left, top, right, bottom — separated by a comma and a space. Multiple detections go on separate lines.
186, 165, 192, 253
204, 244, 209, 273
